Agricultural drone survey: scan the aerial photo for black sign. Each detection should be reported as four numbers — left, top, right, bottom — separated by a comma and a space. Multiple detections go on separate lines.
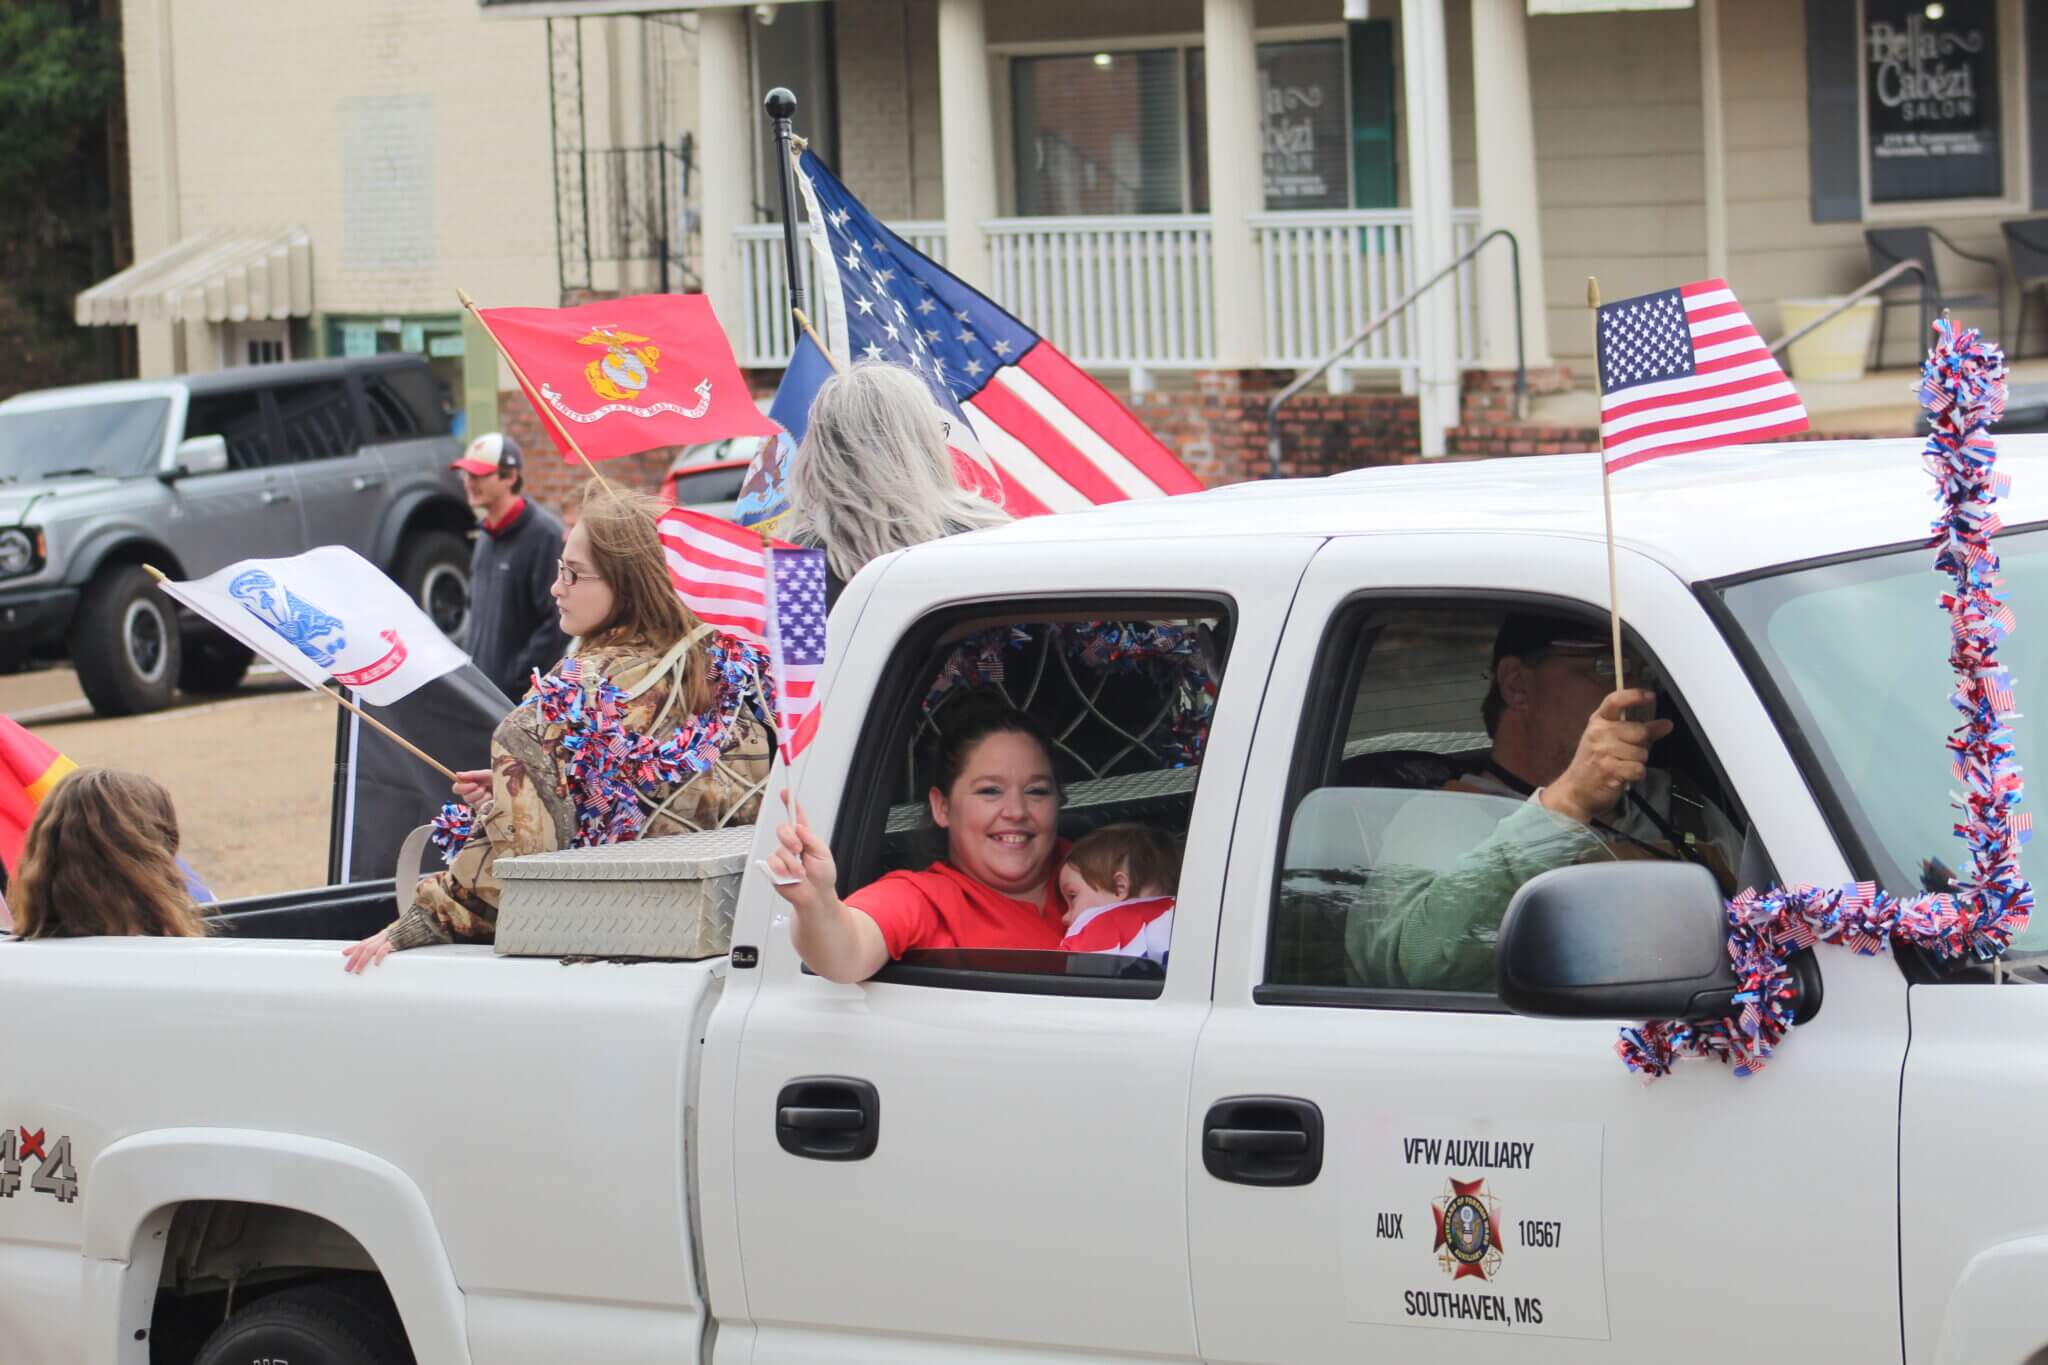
1260, 41, 1349, 209
1865, 0, 2002, 202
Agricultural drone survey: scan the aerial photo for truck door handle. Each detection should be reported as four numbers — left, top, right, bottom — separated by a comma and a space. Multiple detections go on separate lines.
776, 1077, 879, 1161
260, 488, 292, 505
1202, 1096, 1323, 1187
351, 475, 385, 492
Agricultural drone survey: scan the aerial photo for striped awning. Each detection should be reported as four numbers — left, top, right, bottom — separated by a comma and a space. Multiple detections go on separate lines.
75, 227, 312, 327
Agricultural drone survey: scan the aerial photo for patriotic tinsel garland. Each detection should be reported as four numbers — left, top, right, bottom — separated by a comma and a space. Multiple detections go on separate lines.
431, 634, 775, 861
1617, 317, 2032, 1079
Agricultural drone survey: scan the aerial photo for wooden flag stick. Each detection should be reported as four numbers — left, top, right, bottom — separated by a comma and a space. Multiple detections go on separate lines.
142, 566, 459, 783
792, 307, 846, 373
1588, 275, 1626, 694
455, 288, 616, 497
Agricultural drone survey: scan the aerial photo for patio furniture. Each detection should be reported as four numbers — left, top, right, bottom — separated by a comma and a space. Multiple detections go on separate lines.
1864, 226, 2005, 366
2004, 220, 2048, 360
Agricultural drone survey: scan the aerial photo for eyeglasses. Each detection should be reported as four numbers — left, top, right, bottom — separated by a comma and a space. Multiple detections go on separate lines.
556, 559, 602, 588
1536, 646, 1655, 687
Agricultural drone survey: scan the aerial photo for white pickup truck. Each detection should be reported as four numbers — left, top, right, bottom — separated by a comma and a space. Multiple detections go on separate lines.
4, 441, 2046, 1365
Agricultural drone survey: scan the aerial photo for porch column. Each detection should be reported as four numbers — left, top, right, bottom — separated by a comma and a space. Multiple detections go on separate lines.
1203, 0, 1265, 367
937, 0, 999, 292
1470, 0, 1553, 371
696, 7, 749, 331
1403, 0, 1458, 456
1699, 0, 1730, 280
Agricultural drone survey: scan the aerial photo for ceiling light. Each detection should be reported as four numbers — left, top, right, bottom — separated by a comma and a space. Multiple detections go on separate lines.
1092, 52, 1113, 68
1925, 2, 1946, 17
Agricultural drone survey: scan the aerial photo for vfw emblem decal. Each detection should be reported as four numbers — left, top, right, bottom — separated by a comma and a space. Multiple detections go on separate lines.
1432, 1176, 1503, 1281
537, 323, 713, 425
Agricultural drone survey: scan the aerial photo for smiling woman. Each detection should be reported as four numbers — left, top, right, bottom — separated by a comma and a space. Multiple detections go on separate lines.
770, 694, 1068, 983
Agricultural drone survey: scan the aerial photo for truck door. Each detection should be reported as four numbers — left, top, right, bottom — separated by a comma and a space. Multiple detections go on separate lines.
1186, 534, 1909, 1363
162, 385, 304, 572
269, 374, 383, 556
715, 537, 1311, 1363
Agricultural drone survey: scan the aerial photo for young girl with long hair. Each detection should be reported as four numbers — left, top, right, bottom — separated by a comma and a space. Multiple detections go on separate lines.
11, 768, 206, 939
345, 486, 774, 969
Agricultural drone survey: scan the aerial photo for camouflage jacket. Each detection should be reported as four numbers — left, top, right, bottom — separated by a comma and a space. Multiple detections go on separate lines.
386, 633, 772, 950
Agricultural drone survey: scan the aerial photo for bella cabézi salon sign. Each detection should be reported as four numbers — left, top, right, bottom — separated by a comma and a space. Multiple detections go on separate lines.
1864, 0, 2003, 202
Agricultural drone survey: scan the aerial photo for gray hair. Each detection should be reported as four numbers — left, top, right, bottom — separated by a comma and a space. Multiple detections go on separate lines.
787, 361, 1010, 584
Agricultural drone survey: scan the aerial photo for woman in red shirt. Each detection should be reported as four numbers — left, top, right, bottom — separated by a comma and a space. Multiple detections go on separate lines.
768, 700, 1068, 981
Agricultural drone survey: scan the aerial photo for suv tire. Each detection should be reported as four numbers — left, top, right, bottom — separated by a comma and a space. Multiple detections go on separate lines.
177, 631, 254, 695
74, 564, 180, 716
193, 1283, 414, 1365
396, 530, 471, 640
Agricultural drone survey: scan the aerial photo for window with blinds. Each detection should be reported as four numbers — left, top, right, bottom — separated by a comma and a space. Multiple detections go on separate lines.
1011, 50, 1187, 216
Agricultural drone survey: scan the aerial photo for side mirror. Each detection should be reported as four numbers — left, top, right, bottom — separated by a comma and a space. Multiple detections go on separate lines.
1496, 862, 1741, 1021
164, 434, 228, 480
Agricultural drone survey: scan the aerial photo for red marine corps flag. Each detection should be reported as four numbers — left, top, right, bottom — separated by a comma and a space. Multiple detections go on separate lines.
478, 294, 780, 461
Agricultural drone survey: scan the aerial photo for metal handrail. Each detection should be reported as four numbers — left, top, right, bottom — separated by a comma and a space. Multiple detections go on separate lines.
1266, 227, 1523, 478
1768, 258, 1929, 357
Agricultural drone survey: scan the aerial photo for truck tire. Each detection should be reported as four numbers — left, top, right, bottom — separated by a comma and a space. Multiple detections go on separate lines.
177, 632, 254, 695
193, 1283, 414, 1365
396, 530, 471, 640
73, 564, 181, 716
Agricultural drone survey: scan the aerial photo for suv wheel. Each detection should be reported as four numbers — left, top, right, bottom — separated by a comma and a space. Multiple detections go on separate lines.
193, 1282, 414, 1365
74, 564, 181, 716
396, 531, 471, 639
177, 631, 254, 695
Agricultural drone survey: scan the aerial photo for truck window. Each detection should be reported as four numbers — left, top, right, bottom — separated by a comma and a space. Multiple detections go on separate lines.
831, 600, 1231, 996
1265, 600, 1759, 1006
184, 389, 275, 470
271, 380, 360, 462
362, 377, 420, 441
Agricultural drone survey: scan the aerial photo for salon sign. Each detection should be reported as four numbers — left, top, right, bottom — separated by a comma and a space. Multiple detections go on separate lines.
1864, 0, 2003, 202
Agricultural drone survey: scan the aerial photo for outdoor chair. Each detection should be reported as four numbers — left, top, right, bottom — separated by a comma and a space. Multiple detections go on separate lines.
2004, 220, 2048, 359
1865, 227, 2005, 367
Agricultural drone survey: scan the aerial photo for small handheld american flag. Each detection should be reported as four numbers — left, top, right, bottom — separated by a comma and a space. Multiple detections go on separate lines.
656, 506, 790, 652
764, 547, 828, 761
1596, 278, 1808, 473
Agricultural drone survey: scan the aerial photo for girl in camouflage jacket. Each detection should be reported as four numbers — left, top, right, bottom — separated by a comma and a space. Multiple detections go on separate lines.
346, 489, 772, 968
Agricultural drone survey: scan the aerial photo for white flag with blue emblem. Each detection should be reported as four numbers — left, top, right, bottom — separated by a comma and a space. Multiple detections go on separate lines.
158, 546, 467, 706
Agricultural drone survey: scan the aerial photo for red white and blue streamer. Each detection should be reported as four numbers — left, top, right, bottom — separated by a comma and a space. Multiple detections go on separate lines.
1617, 317, 2032, 1079
431, 634, 776, 859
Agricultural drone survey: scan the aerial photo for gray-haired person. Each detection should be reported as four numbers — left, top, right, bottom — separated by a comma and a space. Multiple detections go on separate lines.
787, 362, 1010, 606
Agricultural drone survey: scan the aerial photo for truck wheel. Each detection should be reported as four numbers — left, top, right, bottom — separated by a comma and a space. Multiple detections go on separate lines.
177, 632, 254, 695
73, 564, 180, 716
396, 530, 470, 639
193, 1283, 414, 1365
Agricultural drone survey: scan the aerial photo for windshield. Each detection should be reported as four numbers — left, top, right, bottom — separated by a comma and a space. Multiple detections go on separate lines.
1720, 527, 2048, 956
0, 398, 172, 482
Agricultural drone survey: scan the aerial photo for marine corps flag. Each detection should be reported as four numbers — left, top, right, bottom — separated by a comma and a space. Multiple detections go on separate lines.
479, 294, 780, 461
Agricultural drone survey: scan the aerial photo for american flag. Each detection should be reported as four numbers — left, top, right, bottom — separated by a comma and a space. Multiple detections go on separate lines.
1596, 278, 1808, 473
794, 149, 1203, 514
656, 506, 790, 652
765, 547, 828, 760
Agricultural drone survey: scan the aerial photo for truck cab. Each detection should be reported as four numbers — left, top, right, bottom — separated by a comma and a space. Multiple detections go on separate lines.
1, 440, 2043, 1364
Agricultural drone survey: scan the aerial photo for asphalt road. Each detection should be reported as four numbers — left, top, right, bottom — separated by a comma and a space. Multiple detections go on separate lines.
8, 665, 336, 901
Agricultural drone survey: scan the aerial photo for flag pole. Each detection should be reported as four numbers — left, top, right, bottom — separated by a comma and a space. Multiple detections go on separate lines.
454, 287, 616, 498
765, 89, 810, 333
1588, 276, 1626, 693
142, 566, 459, 783
792, 307, 846, 373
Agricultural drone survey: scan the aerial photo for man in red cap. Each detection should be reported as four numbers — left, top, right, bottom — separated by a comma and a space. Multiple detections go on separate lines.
450, 432, 566, 700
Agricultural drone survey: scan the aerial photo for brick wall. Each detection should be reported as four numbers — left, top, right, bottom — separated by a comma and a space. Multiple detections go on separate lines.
497, 391, 677, 516
1132, 371, 1425, 485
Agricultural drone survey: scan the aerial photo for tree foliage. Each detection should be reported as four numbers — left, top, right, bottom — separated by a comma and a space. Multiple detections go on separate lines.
0, 0, 123, 397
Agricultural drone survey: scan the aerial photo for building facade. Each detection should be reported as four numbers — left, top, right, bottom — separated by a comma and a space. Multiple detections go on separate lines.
86, 0, 2048, 477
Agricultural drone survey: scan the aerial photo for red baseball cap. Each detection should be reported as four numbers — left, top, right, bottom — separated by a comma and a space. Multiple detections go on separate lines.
451, 432, 523, 477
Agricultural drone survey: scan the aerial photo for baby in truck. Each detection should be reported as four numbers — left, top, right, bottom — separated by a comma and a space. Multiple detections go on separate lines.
1057, 823, 1180, 965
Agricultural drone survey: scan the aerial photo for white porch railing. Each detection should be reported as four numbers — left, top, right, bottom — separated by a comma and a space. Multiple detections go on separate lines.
733, 221, 946, 367
733, 209, 1485, 381
986, 215, 1215, 373
1253, 208, 1483, 373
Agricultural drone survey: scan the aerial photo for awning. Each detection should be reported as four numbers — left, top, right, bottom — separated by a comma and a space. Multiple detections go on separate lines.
75, 227, 313, 327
